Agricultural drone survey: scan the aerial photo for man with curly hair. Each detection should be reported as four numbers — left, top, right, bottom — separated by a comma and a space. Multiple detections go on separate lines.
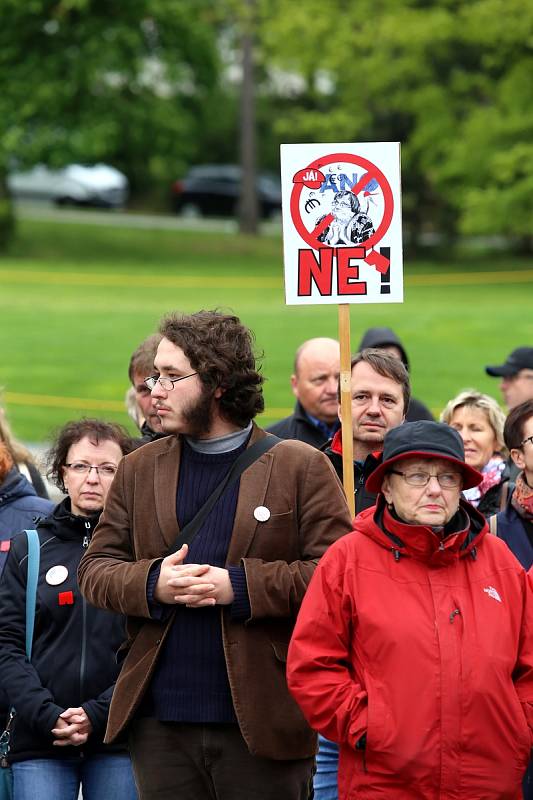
79, 310, 351, 800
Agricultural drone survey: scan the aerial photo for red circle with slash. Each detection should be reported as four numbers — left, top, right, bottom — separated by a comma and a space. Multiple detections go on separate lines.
290, 152, 394, 252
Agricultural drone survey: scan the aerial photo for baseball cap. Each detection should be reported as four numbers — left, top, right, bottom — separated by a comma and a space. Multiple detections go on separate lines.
365, 420, 482, 493
485, 347, 533, 377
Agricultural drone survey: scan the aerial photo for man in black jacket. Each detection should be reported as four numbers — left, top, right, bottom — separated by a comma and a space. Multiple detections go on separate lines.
324, 349, 410, 517
268, 337, 340, 448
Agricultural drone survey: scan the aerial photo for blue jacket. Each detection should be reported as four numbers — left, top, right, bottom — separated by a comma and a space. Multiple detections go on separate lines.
492, 492, 533, 800
0, 468, 54, 574
492, 497, 533, 571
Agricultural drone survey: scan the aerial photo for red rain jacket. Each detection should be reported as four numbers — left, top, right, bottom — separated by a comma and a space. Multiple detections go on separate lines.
287, 500, 533, 799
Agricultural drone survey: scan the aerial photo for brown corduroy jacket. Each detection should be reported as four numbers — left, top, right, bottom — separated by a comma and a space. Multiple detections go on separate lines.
78, 424, 352, 760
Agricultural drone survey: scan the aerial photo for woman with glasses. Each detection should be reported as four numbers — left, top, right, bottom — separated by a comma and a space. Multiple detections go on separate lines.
441, 389, 508, 517
287, 421, 533, 800
0, 419, 138, 800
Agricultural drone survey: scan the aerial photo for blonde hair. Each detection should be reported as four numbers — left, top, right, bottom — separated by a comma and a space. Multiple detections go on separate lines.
440, 389, 507, 455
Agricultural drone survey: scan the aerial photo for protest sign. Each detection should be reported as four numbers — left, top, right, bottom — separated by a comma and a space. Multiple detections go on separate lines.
280, 142, 403, 515
280, 142, 402, 305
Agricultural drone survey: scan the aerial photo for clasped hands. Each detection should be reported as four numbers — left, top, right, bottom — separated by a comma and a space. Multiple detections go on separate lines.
154, 544, 234, 607
52, 707, 93, 746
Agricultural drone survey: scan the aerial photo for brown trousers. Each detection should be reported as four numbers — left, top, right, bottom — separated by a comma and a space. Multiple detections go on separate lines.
128, 718, 314, 800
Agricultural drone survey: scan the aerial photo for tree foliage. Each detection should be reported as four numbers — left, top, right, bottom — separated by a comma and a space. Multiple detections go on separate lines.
0, 0, 219, 194
257, 0, 533, 245
0, 0, 531, 247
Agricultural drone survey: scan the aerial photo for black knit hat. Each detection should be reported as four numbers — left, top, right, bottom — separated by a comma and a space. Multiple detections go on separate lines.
485, 347, 533, 377
366, 421, 482, 492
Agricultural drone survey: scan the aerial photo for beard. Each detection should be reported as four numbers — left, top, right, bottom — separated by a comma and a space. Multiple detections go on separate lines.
179, 383, 217, 438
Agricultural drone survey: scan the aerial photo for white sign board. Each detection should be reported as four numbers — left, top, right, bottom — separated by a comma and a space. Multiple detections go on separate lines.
281, 142, 403, 305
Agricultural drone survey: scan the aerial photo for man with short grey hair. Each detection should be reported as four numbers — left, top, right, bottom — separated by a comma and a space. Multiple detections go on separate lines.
268, 337, 340, 448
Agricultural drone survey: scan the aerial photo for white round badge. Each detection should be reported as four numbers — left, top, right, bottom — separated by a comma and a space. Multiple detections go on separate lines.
45, 566, 69, 586
253, 506, 271, 523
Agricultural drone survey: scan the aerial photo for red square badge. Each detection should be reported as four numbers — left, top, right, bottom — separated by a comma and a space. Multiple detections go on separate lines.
58, 591, 74, 606
0, 540, 10, 552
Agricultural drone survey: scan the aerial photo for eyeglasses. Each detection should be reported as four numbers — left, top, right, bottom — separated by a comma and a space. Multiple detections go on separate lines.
144, 373, 198, 391
521, 435, 533, 447
389, 470, 462, 488
65, 463, 117, 478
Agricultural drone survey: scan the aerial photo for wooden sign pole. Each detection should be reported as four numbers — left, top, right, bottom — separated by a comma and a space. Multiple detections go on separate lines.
338, 304, 355, 518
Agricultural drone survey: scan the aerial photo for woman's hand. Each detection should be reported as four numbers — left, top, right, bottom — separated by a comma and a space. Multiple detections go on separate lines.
51, 707, 93, 746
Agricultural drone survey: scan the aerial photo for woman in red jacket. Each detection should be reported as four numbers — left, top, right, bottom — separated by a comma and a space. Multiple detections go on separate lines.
288, 421, 533, 800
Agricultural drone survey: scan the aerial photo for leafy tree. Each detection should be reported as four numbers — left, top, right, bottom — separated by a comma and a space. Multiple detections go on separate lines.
0, 0, 219, 238
257, 0, 533, 248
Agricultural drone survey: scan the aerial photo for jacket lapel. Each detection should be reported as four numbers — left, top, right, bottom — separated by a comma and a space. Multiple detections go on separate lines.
227, 426, 274, 564
154, 437, 182, 551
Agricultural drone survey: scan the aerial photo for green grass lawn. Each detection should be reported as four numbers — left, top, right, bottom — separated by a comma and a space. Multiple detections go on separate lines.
1, 218, 532, 444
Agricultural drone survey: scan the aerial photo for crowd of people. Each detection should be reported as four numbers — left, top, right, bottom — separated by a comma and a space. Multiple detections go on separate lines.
0, 311, 531, 800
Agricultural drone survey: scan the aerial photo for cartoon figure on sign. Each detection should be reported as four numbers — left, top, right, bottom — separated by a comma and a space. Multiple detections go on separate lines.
316, 190, 375, 246
290, 152, 395, 274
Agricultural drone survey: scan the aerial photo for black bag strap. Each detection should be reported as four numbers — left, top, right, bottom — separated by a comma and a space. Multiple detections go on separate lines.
167, 433, 281, 555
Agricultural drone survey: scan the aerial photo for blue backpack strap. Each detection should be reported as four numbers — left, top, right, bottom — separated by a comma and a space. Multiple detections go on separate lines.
24, 529, 40, 660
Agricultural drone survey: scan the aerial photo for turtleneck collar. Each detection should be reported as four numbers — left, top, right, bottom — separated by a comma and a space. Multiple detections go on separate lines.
185, 422, 252, 454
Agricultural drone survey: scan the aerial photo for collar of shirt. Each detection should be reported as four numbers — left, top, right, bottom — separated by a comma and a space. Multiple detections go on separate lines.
304, 412, 340, 440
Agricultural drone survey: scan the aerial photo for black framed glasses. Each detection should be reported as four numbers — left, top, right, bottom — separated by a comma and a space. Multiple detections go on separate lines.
389, 470, 462, 488
144, 373, 198, 391
521, 435, 533, 447
65, 463, 117, 478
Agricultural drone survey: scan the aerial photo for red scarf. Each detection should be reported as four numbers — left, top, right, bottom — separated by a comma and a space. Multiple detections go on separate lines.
511, 473, 533, 520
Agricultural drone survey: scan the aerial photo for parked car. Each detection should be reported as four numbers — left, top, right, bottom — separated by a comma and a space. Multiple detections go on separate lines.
171, 164, 281, 218
7, 163, 129, 208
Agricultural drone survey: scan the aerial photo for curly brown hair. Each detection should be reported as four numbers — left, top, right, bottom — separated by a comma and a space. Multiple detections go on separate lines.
159, 310, 264, 428
46, 418, 135, 492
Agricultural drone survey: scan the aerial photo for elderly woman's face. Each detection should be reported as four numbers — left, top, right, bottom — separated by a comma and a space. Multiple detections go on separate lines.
448, 405, 498, 471
381, 457, 463, 527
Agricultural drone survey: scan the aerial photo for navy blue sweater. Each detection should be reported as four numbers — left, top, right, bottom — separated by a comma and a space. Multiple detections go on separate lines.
145, 438, 250, 722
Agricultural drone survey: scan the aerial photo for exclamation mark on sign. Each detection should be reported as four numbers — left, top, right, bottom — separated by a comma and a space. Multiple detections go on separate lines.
379, 248, 391, 294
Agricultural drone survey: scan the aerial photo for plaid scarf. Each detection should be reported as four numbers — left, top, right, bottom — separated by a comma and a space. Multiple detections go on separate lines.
511, 472, 533, 520
463, 455, 506, 508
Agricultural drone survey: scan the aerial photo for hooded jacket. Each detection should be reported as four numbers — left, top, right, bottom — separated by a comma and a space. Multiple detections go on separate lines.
288, 498, 533, 800
0, 498, 127, 763
358, 327, 434, 423
0, 468, 54, 574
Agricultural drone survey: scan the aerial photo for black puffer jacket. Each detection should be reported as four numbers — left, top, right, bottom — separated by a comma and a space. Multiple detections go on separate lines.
0, 499, 127, 762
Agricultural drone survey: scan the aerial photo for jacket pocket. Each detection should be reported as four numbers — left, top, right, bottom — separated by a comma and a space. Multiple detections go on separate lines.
270, 641, 288, 662
363, 674, 391, 774
510, 690, 532, 765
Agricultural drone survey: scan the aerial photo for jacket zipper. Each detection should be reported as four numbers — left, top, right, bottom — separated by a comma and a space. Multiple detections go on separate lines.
354, 471, 365, 514
79, 522, 91, 706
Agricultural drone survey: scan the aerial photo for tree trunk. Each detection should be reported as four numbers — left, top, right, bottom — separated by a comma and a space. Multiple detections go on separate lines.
238, 0, 258, 235
0, 171, 15, 249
